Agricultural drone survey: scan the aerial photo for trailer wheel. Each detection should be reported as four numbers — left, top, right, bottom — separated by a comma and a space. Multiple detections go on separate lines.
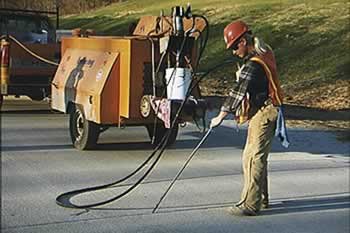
28, 94, 44, 101
69, 105, 100, 150
146, 123, 178, 147
0, 95, 3, 109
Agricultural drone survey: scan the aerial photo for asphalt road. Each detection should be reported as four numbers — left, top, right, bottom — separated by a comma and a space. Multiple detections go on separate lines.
1, 98, 349, 233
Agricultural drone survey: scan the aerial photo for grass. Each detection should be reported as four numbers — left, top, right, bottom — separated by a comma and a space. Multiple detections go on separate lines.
58, 0, 350, 90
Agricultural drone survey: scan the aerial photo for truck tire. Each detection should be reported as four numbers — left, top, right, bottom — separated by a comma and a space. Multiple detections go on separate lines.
69, 104, 100, 150
146, 123, 178, 147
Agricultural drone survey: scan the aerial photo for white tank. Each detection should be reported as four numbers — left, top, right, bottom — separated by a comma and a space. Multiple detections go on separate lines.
165, 68, 192, 100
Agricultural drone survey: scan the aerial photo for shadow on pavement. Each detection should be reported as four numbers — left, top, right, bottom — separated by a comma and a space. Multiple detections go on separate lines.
96, 141, 155, 151
91, 201, 235, 213
262, 194, 350, 216
1, 109, 54, 114
159, 193, 350, 215
181, 126, 350, 156
1, 144, 73, 152
88, 193, 350, 216
2, 125, 348, 156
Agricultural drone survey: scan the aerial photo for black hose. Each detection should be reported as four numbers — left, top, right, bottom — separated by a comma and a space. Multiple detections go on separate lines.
56, 34, 190, 209
56, 136, 170, 208
55, 140, 165, 208
55, 58, 236, 209
151, 34, 190, 144
55, 12, 231, 209
191, 14, 209, 69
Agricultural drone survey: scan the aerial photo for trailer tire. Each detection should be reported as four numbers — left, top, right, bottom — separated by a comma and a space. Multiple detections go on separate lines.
146, 123, 178, 147
69, 104, 100, 150
0, 95, 3, 108
28, 93, 44, 101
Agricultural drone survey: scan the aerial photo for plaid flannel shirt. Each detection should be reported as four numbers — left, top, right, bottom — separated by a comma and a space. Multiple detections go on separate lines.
221, 62, 256, 112
221, 58, 266, 113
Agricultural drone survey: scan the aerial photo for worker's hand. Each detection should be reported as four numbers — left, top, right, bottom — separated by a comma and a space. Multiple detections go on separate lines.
210, 116, 223, 128
210, 111, 228, 128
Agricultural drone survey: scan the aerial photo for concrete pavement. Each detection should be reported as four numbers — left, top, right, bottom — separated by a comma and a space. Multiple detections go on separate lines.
1, 97, 349, 233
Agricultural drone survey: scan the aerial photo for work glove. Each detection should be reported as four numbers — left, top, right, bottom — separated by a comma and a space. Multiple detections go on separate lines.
210, 116, 223, 128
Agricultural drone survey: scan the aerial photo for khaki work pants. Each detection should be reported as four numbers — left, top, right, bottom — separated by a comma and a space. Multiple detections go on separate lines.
237, 104, 278, 212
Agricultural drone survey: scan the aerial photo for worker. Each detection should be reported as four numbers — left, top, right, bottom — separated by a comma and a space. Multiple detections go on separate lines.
210, 20, 287, 216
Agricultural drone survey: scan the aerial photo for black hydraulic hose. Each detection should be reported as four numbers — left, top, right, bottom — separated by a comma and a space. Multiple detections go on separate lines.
56, 14, 228, 209
55, 58, 236, 209
151, 33, 189, 143
191, 14, 209, 69
56, 94, 178, 209
56, 34, 190, 209
151, 13, 208, 143
56, 132, 170, 209
55, 141, 164, 208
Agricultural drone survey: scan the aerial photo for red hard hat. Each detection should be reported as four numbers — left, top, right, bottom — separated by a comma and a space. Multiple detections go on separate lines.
224, 20, 249, 49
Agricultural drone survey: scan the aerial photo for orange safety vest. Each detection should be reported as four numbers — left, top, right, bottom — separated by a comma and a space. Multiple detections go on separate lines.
237, 50, 283, 124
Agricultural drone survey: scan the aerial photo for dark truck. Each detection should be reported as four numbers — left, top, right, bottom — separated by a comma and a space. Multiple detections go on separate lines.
0, 8, 60, 103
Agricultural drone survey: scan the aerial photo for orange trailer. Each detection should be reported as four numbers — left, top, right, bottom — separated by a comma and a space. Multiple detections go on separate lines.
51, 5, 208, 150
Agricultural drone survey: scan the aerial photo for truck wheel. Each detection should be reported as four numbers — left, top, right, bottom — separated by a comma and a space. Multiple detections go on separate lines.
146, 123, 178, 147
69, 105, 100, 150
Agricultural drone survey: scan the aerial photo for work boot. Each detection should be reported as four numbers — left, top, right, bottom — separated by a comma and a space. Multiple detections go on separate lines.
227, 206, 257, 217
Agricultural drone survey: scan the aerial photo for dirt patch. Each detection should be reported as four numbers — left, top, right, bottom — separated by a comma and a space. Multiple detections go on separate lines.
283, 79, 350, 111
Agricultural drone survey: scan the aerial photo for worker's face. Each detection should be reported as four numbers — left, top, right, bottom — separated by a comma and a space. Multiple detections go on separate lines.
232, 38, 247, 58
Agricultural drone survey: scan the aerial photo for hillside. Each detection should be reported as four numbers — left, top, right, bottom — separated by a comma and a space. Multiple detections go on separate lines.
59, 0, 349, 117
